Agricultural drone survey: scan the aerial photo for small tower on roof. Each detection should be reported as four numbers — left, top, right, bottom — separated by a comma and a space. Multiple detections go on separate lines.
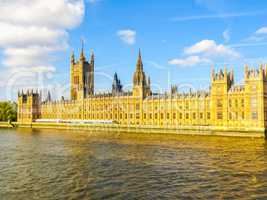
112, 72, 123, 95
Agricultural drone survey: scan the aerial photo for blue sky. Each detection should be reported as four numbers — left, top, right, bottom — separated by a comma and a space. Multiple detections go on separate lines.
1, 0, 267, 100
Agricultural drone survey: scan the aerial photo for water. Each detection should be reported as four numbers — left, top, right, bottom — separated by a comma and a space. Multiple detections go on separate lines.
0, 128, 266, 200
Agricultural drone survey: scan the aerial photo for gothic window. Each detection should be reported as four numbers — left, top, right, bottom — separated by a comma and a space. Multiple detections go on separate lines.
250, 97, 257, 109
186, 113, 189, 119
252, 112, 258, 120
240, 99, 244, 107
217, 112, 223, 120
217, 99, 223, 108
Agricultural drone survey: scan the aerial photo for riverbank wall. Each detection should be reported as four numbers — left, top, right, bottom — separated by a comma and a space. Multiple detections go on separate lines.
13, 122, 266, 138
0, 122, 15, 128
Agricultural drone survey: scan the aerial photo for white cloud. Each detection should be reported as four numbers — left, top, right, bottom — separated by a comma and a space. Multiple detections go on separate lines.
117, 29, 136, 45
168, 56, 211, 67
255, 27, 267, 34
0, 0, 84, 29
169, 39, 241, 68
88, 0, 101, 4
223, 29, 230, 43
184, 39, 240, 58
2, 46, 63, 68
0, 0, 85, 97
171, 11, 265, 22
245, 27, 267, 43
0, 23, 68, 48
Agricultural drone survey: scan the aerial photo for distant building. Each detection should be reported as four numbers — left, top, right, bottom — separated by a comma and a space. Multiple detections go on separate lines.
112, 72, 123, 95
17, 47, 267, 131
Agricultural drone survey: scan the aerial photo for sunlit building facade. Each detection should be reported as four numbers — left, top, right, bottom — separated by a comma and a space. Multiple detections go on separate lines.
17, 47, 267, 132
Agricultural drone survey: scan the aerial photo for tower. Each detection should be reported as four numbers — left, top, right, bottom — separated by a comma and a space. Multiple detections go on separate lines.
17, 90, 41, 124
210, 66, 234, 126
132, 49, 151, 98
70, 45, 94, 101
244, 65, 265, 128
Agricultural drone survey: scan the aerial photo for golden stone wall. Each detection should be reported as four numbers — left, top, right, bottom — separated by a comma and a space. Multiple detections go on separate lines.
17, 48, 267, 130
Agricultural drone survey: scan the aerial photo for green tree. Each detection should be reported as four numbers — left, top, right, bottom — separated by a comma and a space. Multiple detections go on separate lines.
0, 102, 17, 122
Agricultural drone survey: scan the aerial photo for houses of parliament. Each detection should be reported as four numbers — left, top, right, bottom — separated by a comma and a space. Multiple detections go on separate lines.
17, 46, 267, 132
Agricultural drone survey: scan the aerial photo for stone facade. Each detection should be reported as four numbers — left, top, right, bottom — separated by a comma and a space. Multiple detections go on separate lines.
17, 47, 267, 131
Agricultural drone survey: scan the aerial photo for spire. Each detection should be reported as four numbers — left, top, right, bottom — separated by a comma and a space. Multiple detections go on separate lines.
224, 64, 227, 78
211, 65, 215, 80
90, 49, 94, 64
114, 72, 118, 81
245, 64, 249, 79
46, 91, 51, 102
71, 50, 75, 63
260, 64, 263, 79
136, 48, 143, 72
80, 38, 85, 61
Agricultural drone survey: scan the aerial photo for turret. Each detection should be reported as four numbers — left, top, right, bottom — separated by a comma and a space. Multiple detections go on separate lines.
211, 65, 215, 81
90, 50, 94, 67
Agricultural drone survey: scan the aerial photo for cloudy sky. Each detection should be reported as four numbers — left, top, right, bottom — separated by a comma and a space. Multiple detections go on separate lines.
0, 0, 267, 100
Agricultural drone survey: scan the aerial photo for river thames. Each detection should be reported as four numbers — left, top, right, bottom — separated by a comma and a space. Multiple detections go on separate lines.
0, 128, 266, 199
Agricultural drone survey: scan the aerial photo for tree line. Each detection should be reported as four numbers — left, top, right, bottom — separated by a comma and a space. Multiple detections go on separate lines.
0, 102, 17, 122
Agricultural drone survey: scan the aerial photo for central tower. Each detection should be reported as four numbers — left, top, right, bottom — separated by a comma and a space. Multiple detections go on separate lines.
70, 47, 94, 100
132, 49, 151, 98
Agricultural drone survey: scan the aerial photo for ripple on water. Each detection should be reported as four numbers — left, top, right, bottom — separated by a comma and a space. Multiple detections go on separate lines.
0, 129, 266, 199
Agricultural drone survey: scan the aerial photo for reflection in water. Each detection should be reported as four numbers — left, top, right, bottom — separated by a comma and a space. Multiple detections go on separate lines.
0, 128, 266, 199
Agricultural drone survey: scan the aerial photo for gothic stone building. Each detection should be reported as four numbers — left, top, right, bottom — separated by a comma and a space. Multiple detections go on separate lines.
18, 48, 267, 132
